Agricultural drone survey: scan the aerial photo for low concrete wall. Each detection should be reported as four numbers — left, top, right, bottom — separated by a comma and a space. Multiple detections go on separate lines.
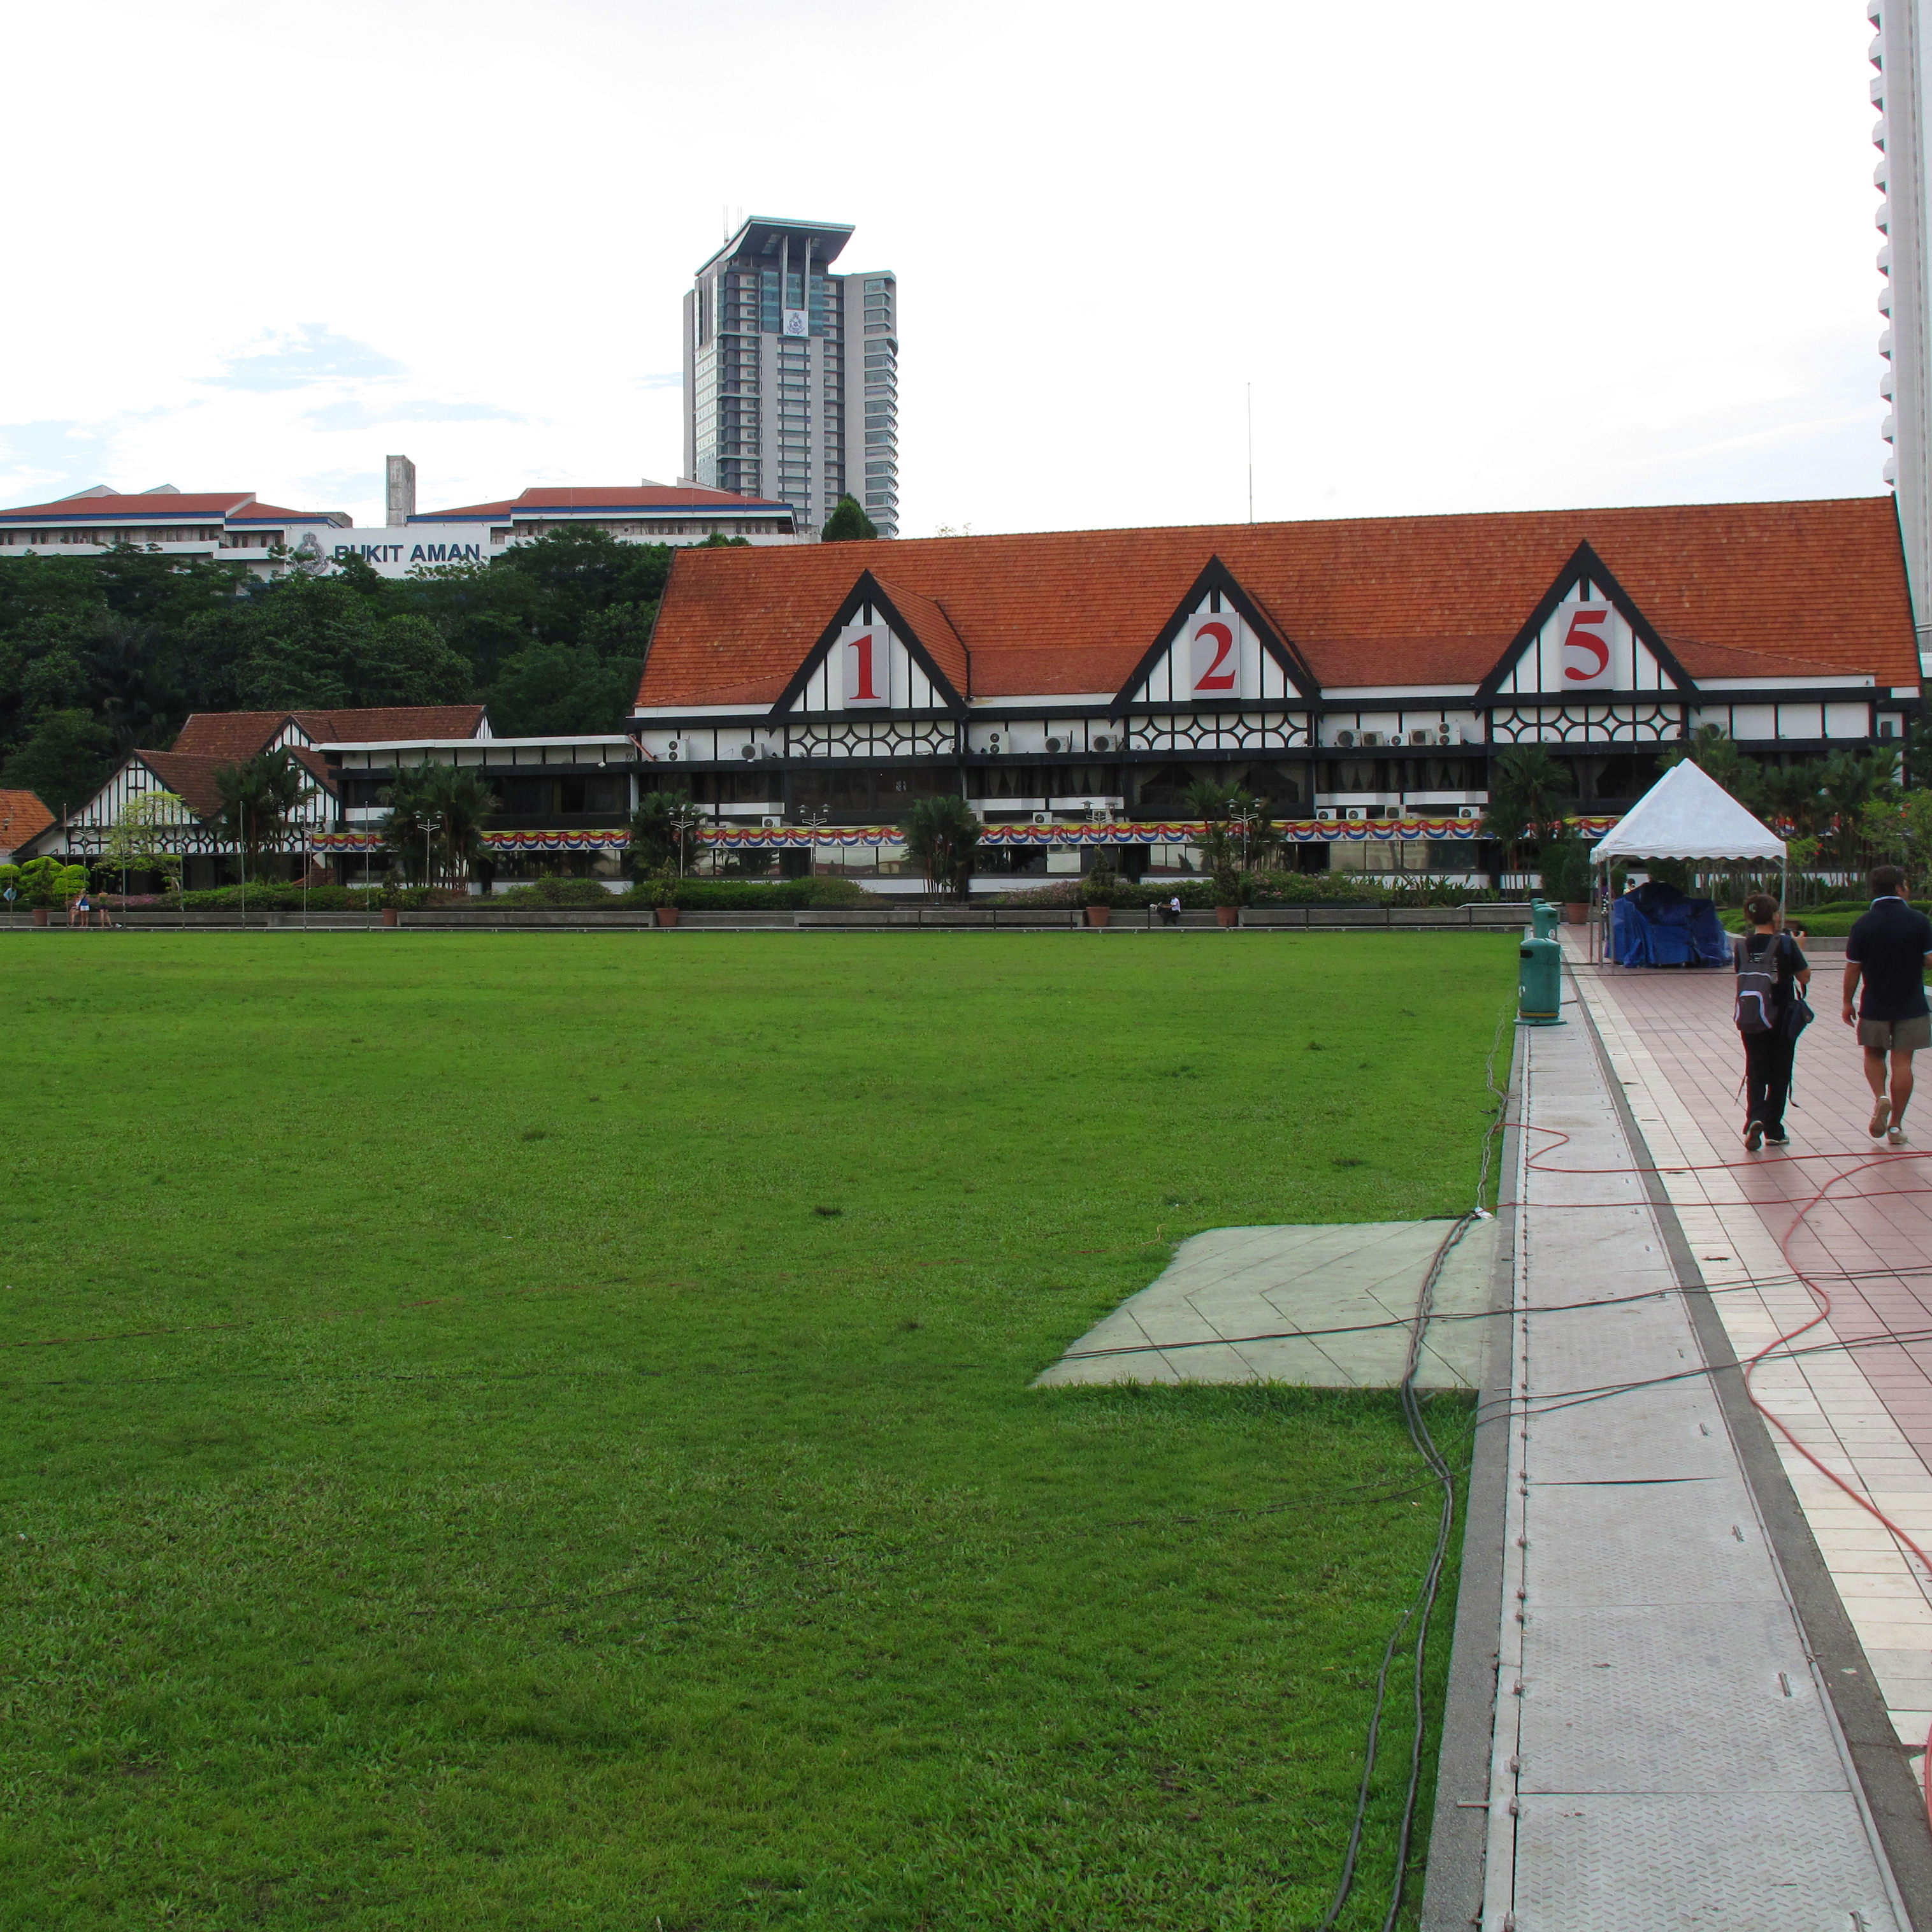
35, 900, 1536, 935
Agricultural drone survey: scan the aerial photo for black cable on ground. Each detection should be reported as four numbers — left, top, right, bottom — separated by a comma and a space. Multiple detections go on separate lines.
1315, 1002, 1511, 1931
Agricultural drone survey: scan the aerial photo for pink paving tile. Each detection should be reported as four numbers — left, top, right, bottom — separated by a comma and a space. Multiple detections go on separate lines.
1589, 961, 1932, 1469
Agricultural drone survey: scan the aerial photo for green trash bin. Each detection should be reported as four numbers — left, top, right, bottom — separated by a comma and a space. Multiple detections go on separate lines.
1518, 935, 1565, 1026
1529, 900, 1560, 941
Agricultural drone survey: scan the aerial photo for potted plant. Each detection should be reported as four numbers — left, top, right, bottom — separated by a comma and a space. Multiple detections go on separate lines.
648, 867, 681, 927
1080, 849, 1120, 926
1540, 828, 1594, 925
18, 856, 63, 927
1211, 858, 1244, 927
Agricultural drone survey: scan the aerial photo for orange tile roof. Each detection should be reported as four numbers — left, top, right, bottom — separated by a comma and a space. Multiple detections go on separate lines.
292, 705, 487, 743
170, 712, 291, 758
0, 789, 54, 850
171, 707, 487, 758
134, 751, 233, 818
636, 498, 1919, 710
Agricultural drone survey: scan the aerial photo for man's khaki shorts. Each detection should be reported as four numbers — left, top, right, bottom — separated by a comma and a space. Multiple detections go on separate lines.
1859, 1014, 1932, 1051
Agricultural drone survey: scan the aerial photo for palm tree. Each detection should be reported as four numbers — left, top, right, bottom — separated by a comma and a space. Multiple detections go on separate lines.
903, 794, 980, 900
378, 764, 499, 888
211, 749, 312, 885
1664, 724, 1766, 809
1481, 746, 1575, 881
626, 791, 707, 878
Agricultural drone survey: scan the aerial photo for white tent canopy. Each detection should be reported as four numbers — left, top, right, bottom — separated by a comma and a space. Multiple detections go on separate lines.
1588, 758, 1785, 863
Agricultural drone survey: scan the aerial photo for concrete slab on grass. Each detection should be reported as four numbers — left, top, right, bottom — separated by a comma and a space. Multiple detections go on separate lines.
1034, 1218, 1498, 1390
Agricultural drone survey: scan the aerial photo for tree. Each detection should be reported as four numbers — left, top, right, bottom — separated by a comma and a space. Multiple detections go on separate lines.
103, 789, 191, 894
1663, 724, 1765, 809
185, 573, 473, 712
378, 763, 498, 888
626, 791, 706, 877
1, 707, 115, 815
212, 749, 312, 881
14, 856, 66, 908
485, 642, 638, 737
903, 794, 979, 900
821, 496, 879, 542
1860, 791, 1932, 872
1482, 746, 1575, 876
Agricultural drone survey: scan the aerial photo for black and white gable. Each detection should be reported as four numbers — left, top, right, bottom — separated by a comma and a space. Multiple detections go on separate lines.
1483, 547, 1688, 700
775, 578, 963, 716
1118, 562, 1311, 707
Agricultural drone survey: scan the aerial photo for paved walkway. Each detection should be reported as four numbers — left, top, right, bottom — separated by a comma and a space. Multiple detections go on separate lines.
1469, 1006, 1908, 1929
1582, 951, 1932, 1761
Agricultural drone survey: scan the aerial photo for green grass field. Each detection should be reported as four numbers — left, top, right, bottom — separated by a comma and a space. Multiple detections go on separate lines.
0, 934, 1511, 1931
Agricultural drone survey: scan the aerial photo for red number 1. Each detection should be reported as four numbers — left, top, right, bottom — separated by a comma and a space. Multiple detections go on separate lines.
851, 633, 881, 700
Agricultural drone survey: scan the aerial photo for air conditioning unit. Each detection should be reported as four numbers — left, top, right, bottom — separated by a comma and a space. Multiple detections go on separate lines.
1458, 806, 1481, 819
1335, 729, 1356, 747
1361, 731, 1383, 747
1409, 729, 1429, 746
1092, 734, 1112, 753
1346, 807, 1368, 821
761, 815, 782, 828
986, 733, 1002, 750
1031, 811, 1053, 825
739, 744, 758, 760
665, 742, 681, 761
1437, 727, 1452, 746
1045, 735, 1065, 753
1316, 807, 1338, 821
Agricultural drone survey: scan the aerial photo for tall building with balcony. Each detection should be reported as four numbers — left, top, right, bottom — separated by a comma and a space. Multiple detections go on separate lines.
1869, 0, 1932, 663
681, 216, 899, 538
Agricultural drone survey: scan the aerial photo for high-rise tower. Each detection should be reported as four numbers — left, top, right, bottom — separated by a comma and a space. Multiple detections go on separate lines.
682, 217, 899, 538
1869, 0, 1932, 663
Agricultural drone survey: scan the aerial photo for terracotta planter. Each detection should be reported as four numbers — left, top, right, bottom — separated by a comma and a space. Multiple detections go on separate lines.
32, 907, 49, 927
1083, 904, 1112, 927
1563, 900, 1589, 925
655, 905, 681, 927
380, 907, 398, 928
1215, 904, 1240, 928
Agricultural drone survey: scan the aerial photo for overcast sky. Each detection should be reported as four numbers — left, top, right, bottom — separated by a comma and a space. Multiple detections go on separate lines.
0, 0, 1887, 538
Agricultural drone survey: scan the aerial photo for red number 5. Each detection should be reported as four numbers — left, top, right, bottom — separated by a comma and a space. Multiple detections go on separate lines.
1561, 609, 1610, 683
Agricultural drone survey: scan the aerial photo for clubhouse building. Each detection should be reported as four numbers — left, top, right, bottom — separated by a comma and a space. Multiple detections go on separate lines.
19, 497, 1922, 889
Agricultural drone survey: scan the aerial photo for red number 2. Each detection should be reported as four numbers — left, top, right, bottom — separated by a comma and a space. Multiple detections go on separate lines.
1193, 621, 1237, 691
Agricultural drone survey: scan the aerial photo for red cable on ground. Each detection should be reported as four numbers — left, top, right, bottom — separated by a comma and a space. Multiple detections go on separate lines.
1514, 1121, 1932, 1834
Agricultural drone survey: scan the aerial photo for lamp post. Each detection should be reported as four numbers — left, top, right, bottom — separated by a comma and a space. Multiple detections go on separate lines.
417, 811, 443, 893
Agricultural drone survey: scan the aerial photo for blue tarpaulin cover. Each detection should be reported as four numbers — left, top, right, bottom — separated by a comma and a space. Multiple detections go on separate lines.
1610, 882, 1731, 967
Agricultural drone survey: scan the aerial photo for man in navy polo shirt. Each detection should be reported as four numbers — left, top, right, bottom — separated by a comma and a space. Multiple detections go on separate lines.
1843, 864, 1932, 1146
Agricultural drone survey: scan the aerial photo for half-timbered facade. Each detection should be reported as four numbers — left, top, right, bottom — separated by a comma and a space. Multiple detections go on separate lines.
24, 706, 491, 885
629, 500, 1921, 871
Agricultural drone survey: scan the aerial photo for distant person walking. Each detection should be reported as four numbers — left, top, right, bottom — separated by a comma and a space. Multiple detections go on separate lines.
1843, 864, 1932, 1146
1733, 894, 1810, 1150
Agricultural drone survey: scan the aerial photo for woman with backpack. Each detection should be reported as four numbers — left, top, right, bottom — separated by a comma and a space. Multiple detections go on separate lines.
1734, 893, 1812, 1150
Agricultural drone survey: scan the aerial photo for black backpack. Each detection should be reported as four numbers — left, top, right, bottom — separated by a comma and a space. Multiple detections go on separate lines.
1734, 934, 1794, 1035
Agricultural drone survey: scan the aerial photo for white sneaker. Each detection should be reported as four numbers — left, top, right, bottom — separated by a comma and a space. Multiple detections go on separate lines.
1871, 1096, 1894, 1138
1889, 1125, 1909, 1147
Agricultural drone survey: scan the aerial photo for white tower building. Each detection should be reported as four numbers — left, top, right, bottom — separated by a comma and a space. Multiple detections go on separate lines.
1869, 0, 1932, 663
682, 217, 900, 538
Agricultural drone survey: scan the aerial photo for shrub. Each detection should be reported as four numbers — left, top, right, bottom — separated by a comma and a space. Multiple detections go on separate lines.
495, 877, 623, 907
628, 877, 879, 910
